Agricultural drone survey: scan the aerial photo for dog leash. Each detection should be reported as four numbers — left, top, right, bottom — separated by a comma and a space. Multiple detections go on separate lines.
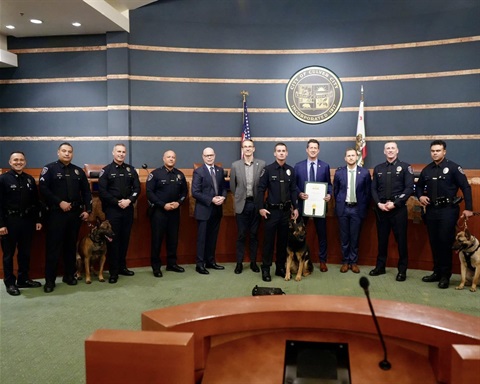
457, 212, 480, 231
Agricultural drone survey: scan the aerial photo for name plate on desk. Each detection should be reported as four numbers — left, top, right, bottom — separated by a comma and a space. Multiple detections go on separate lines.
283, 340, 351, 384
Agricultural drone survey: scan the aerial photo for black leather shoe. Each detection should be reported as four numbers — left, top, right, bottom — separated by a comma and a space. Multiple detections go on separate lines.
275, 268, 286, 278
234, 263, 243, 274
396, 273, 407, 282
153, 270, 163, 278
369, 268, 386, 276
422, 273, 441, 282
262, 269, 271, 282
250, 262, 260, 273
206, 263, 225, 270
62, 276, 78, 286
44, 282, 55, 293
196, 266, 209, 275
438, 277, 450, 289
119, 268, 135, 276
17, 279, 42, 288
166, 264, 185, 273
6, 285, 21, 296
108, 275, 118, 284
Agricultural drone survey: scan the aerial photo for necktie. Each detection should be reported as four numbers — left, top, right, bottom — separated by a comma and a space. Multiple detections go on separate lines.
309, 162, 315, 182
349, 170, 356, 203
385, 163, 392, 201
279, 167, 286, 203
210, 166, 218, 195
65, 166, 74, 201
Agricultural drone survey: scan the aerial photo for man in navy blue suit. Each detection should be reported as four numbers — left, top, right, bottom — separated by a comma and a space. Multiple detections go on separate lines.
294, 139, 332, 272
192, 147, 227, 275
333, 148, 371, 273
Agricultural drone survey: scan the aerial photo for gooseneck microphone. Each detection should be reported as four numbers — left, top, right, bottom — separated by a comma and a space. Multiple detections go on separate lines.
359, 276, 392, 370
142, 164, 148, 170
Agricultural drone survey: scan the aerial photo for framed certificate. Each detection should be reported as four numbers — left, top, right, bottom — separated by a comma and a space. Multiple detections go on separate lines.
302, 182, 328, 218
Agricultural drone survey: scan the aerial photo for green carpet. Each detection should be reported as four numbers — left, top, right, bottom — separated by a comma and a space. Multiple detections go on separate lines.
1, 263, 478, 383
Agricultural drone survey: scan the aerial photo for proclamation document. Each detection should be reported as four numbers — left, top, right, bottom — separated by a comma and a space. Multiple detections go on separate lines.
302, 182, 327, 218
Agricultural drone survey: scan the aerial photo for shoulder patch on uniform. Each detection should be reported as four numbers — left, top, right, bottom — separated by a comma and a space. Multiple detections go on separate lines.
458, 166, 465, 175
147, 173, 153, 182
407, 166, 413, 174
99, 169, 105, 178
260, 169, 265, 177
41, 167, 48, 176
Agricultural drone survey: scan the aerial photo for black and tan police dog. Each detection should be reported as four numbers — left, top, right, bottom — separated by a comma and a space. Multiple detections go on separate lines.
452, 228, 480, 292
76, 218, 114, 284
285, 218, 313, 281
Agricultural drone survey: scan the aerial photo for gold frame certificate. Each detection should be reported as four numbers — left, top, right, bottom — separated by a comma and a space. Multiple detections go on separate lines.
302, 182, 327, 218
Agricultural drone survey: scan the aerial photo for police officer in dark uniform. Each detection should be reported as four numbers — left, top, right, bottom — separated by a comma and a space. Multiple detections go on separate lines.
0, 152, 43, 296
98, 143, 140, 284
39, 143, 92, 293
256, 143, 299, 282
146, 150, 187, 277
370, 142, 414, 281
416, 140, 473, 289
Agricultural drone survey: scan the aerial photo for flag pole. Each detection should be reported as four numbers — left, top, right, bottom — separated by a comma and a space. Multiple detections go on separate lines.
240, 90, 250, 158
356, 85, 366, 166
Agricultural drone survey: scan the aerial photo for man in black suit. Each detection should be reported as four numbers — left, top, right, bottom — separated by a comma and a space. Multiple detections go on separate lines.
192, 147, 227, 274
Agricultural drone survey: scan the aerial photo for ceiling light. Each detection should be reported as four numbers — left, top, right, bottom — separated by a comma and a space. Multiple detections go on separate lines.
30, 19, 43, 24
6, 25, 15, 29
72, 22, 82, 27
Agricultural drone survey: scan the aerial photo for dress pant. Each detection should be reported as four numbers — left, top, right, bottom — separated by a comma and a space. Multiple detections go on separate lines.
375, 205, 408, 273
1, 216, 36, 286
45, 209, 82, 283
425, 204, 458, 278
105, 205, 134, 276
304, 216, 327, 263
337, 206, 363, 265
261, 209, 289, 269
150, 207, 180, 270
235, 200, 260, 263
196, 205, 222, 267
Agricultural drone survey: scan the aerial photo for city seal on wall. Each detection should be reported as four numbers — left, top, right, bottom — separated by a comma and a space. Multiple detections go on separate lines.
285, 66, 343, 124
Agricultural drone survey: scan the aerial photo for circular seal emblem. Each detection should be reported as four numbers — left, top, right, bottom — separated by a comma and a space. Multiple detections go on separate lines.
285, 66, 343, 124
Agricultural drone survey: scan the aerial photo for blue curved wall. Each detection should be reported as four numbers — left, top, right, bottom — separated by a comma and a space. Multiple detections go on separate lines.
1, 0, 479, 170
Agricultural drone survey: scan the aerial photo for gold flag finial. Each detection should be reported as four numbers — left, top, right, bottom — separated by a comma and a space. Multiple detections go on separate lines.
241, 90, 249, 102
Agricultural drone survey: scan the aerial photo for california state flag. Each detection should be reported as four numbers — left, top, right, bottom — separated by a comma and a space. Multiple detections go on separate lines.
356, 86, 367, 166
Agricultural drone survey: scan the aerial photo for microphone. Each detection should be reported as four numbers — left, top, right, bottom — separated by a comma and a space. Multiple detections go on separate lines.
359, 277, 391, 370
142, 163, 148, 170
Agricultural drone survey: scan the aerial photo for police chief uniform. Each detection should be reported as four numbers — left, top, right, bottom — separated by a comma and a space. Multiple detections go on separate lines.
371, 159, 414, 279
416, 158, 473, 284
256, 161, 298, 281
98, 161, 140, 282
0, 170, 43, 294
40, 161, 92, 288
146, 166, 187, 275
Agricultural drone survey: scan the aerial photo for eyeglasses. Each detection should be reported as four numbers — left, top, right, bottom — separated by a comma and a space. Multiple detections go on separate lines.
203, 154, 215, 157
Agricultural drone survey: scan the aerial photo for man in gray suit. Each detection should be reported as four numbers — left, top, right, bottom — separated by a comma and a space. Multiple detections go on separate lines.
230, 139, 266, 274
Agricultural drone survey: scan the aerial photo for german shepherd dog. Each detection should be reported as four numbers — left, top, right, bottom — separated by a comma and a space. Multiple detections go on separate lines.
452, 228, 480, 292
285, 218, 313, 281
76, 218, 114, 284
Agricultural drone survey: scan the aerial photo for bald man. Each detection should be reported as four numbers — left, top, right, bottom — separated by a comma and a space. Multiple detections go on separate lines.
146, 150, 188, 277
191, 147, 227, 274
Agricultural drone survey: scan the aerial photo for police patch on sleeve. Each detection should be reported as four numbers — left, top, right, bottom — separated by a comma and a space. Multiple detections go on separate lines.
458, 166, 465, 175
407, 166, 413, 174
260, 169, 265, 177
147, 173, 153, 182
41, 167, 48, 175
99, 169, 105, 178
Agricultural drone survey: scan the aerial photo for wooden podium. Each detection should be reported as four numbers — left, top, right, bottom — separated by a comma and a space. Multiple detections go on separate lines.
85, 296, 480, 383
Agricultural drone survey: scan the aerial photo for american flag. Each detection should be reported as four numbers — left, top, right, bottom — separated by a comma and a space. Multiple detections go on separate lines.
241, 98, 251, 157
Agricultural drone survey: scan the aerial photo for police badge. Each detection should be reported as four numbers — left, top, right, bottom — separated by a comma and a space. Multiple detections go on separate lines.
285, 66, 343, 124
